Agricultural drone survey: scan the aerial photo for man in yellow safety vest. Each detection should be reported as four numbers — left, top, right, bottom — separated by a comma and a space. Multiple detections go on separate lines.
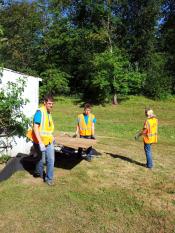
27, 94, 55, 185
74, 103, 96, 161
136, 108, 158, 169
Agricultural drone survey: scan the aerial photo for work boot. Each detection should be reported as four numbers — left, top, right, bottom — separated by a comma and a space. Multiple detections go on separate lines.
46, 180, 55, 186
81, 151, 87, 158
33, 172, 41, 178
85, 155, 93, 162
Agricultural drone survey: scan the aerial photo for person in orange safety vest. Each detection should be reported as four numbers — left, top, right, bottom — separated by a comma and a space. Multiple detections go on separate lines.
26, 94, 55, 185
74, 103, 96, 161
135, 108, 158, 169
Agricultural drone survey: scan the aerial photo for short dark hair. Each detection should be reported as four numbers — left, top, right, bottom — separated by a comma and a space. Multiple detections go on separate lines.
84, 103, 91, 109
43, 94, 54, 102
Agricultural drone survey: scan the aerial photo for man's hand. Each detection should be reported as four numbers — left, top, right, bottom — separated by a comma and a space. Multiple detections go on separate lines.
134, 132, 140, 141
73, 133, 78, 138
53, 138, 56, 145
39, 142, 46, 152
91, 135, 96, 140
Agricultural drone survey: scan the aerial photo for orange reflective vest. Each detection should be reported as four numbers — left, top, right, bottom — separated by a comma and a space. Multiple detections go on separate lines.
26, 105, 54, 145
78, 113, 95, 136
143, 117, 158, 144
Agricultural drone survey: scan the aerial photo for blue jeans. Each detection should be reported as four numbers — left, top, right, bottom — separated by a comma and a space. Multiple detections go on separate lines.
144, 143, 153, 168
34, 143, 55, 182
79, 136, 93, 159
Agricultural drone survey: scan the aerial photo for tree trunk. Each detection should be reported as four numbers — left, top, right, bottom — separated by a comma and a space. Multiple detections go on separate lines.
113, 93, 118, 105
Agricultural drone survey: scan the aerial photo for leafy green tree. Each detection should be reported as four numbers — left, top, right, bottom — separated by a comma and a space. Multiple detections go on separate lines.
35, 1, 80, 93
144, 52, 172, 99
160, 0, 175, 93
0, 24, 3, 46
0, 78, 29, 136
87, 48, 144, 103
0, 24, 7, 66
0, 25, 3, 70
117, 0, 162, 69
0, 0, 173, 101
61, 1, 124, 95
40, 68, 70, 98
0, 1, 44, 74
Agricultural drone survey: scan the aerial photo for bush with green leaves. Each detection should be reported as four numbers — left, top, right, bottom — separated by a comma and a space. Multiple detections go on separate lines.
40, 68, 70, 99
0, 78, 29, 136
88, 48, 144, 103
0, 154, 10, 164
144, 53, 172, 100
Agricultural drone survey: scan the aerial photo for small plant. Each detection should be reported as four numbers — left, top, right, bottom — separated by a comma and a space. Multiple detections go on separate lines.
0, 154, 10, 164
0, 77, 30, 137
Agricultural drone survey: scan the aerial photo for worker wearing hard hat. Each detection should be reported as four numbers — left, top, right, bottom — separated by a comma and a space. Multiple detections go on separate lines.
135, 108, 158, 169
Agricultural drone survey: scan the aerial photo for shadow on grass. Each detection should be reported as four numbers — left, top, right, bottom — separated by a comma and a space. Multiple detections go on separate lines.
54, 151, 83, 169
107, 152, 146, 167
0, 152, 83, 182
72, 95, 130, 107
0, 153, 34, 182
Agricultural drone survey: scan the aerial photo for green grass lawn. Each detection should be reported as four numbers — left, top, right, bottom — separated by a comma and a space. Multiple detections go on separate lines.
0, 96, 175, 233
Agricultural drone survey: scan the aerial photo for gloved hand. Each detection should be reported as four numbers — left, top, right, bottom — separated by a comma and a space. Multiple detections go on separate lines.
134, 132, 140, 141
39, 142, 46, 152
91, 135, 96, 140
73, 133, 78, 138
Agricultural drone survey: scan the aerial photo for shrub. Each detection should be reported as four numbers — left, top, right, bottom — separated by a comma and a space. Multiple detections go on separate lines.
40, 68, 70, 99
144, 53, 172, 100
0, 78, 30, 136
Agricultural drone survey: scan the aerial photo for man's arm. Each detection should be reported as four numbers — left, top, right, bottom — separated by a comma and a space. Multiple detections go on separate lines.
73, 125, 80, 138
142, 120, 148, 136
135, 120, 147, 140
91, 122, 95, 137
73, 116, 80, 138
75, 125, 79, 135
91, 116, 96, 138
33, 123, 42, 144
33, 110, 43, 143
33, 123, 46, 151
33, 110, 46, 151
137, 128, 147, 137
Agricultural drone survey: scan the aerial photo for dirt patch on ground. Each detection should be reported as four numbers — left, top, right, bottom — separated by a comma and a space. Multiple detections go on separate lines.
21, 167, 69, 186
21, 173, 44, 185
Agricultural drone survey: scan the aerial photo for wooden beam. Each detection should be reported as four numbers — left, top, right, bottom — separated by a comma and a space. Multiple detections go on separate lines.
54, 133, 96, 149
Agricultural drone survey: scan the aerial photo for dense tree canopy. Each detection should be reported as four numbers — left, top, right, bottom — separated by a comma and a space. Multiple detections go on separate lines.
0, 0, 174, 102
160, 0, 175, 93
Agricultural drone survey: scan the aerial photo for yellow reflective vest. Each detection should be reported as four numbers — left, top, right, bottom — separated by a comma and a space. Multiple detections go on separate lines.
26, 105, 54, 145
78, 113, 95, 136
143, 117, 158, 144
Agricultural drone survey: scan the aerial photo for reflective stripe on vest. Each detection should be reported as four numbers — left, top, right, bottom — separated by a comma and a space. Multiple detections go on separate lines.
78, 113, 95, 136
144, 117, 158, 144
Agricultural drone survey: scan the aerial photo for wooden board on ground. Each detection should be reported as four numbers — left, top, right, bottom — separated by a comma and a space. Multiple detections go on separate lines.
54, 133, 96, 149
